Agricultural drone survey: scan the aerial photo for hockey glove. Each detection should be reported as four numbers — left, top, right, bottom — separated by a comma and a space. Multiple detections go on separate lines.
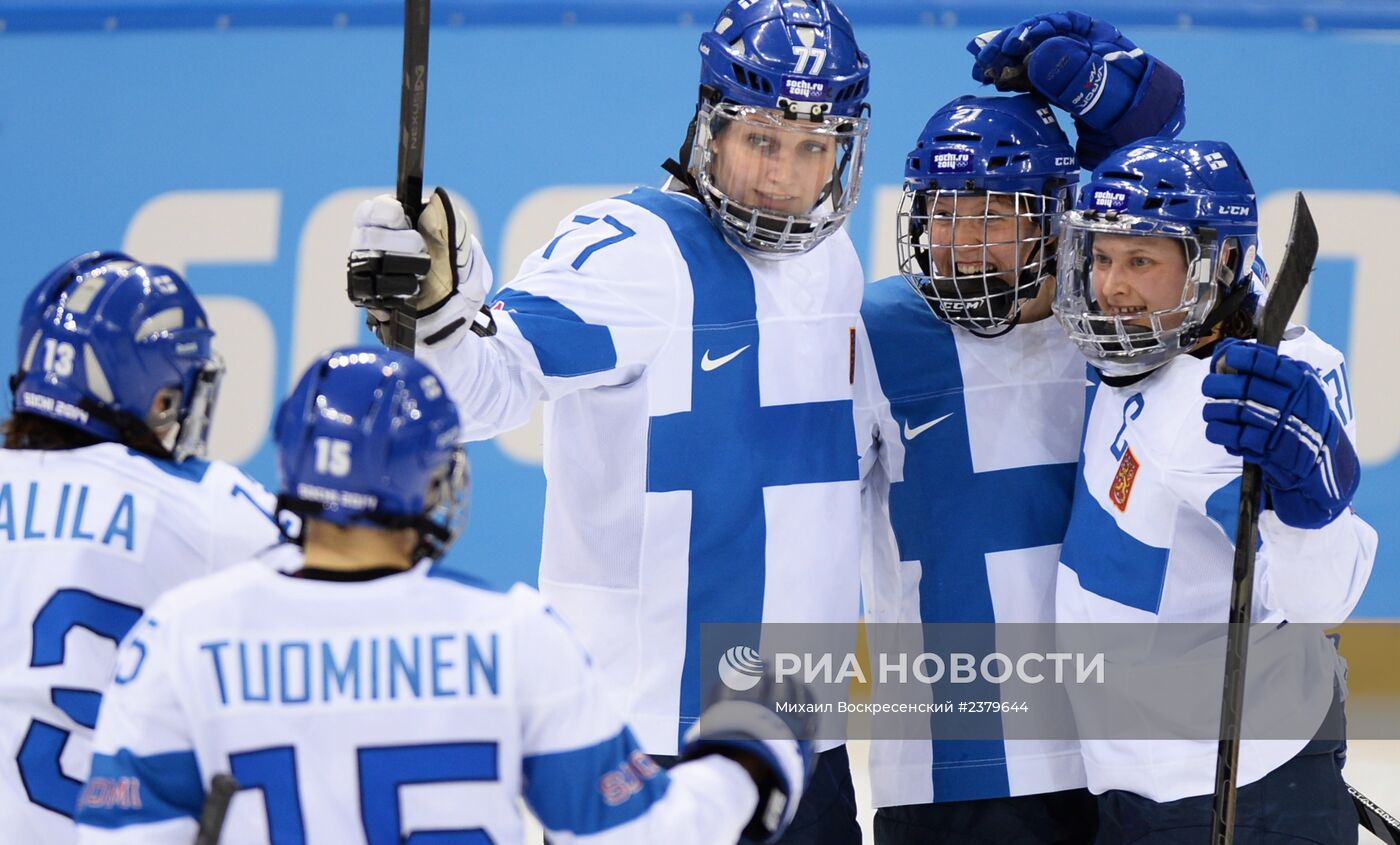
679, 668, 819, 844
1203, 338, 1360, 529
347, 187, 484, 345
967, 11, 1186, 168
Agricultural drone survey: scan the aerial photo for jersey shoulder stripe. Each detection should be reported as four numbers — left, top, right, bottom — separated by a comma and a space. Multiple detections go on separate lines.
491, 288, 618, 378
860, 276, 960, 403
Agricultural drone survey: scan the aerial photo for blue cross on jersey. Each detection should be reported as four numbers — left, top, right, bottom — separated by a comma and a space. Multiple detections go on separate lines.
862, 278, 1076, 801
627, 189, 858, 745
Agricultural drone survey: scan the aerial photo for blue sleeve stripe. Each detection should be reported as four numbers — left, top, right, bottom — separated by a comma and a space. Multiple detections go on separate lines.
522, 729, 670, 835
76, 749, 204, 829
1205, 475, 1262, 551
491, 289, 618, 378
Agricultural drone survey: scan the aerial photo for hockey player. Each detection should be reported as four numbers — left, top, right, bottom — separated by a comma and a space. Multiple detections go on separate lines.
1052, 139, 1375, 840
75, 346, 818, 844
1, 253, 281, 842
345, 1, 870, 840
855, 12, 1185, 843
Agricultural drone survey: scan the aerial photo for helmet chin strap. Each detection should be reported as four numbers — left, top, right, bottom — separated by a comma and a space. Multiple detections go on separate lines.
1193, 279, 1255, 340
927, 236, 1054, 339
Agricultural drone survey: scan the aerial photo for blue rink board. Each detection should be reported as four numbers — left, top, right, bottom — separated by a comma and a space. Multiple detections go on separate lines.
0, 21, 1396, 616
1, 1, 1399, 31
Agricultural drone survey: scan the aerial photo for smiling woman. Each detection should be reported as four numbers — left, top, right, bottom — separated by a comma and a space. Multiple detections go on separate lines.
1053, 141, 1259, 377
1087, 233, 1193, 325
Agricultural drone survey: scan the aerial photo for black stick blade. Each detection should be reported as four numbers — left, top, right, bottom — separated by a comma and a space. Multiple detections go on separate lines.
1256, 191, 1318, 347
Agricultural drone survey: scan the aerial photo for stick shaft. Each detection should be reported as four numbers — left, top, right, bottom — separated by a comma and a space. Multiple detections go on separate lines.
1352, 784, 1400, 844
1209, 192, 1317, 845
397, 0, 429, 222
192, 773, 239, 845
388, 0, 430, 354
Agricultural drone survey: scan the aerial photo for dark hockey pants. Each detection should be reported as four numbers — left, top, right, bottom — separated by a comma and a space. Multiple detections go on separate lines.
873, 787, 1098, 844
1094, 743, 1356, 845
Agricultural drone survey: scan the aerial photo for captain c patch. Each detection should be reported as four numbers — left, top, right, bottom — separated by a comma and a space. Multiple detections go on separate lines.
1108, 447, 1139, 512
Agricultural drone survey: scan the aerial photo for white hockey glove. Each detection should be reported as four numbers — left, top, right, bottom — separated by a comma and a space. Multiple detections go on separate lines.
346, 187, 489, 347
679, 668, 819, 843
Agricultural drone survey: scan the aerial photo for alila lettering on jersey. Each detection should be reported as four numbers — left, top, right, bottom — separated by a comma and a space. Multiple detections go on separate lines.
0, 482, 136, 551
199, 632, 499, 706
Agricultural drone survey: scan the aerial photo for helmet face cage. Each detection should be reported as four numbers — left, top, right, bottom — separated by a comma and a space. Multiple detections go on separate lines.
692, 101, 868, 256
896, 185, 1069, 333
1053, 212, 1226, 377
416, 445, 470, 561
164, 353, 225, 462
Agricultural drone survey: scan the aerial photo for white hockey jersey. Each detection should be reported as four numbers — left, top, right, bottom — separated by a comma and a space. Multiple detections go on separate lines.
0, 443, 280, 842
855, 277, 1087, 806
417, 187, 865, 754
74, 549, 762, 844
1057, 327, 1376, 802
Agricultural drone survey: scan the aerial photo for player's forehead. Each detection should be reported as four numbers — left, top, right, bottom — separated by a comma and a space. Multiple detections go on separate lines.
717, 103, 849, 136
931, 191, 1020, 215
1091, 232, 1183, 257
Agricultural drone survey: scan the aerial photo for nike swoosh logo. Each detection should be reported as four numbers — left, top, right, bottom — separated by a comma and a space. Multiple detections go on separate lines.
700, 345, 751, 372
903, 412, 954, 441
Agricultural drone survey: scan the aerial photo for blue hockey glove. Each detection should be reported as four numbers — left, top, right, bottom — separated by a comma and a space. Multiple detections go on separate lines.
1203, 339, 1360, 529
679, 664, 818, 843
967, 10, 1185, 168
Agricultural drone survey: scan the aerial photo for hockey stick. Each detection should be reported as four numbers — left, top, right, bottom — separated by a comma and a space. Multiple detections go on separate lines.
1209, 191, 1317, 845
346, 0, 430, 352
384, 0, 431, 354
1352, 783, 1400, 844
192, 772, 239, 845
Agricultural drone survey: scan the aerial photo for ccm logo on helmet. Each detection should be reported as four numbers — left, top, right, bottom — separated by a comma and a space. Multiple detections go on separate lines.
1216, 204, 1251, 216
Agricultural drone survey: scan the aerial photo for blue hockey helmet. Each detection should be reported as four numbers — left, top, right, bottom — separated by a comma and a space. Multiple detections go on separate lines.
10, 252, 223, 461
274, 346, 467, 561
698, 0, 869, 119
1053, 139, 1260, 375
896, 94, 1079, 335
684, 0, 872, 256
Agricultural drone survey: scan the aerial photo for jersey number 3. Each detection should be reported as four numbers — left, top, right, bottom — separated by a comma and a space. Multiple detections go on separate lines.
20, 589, 143, 818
